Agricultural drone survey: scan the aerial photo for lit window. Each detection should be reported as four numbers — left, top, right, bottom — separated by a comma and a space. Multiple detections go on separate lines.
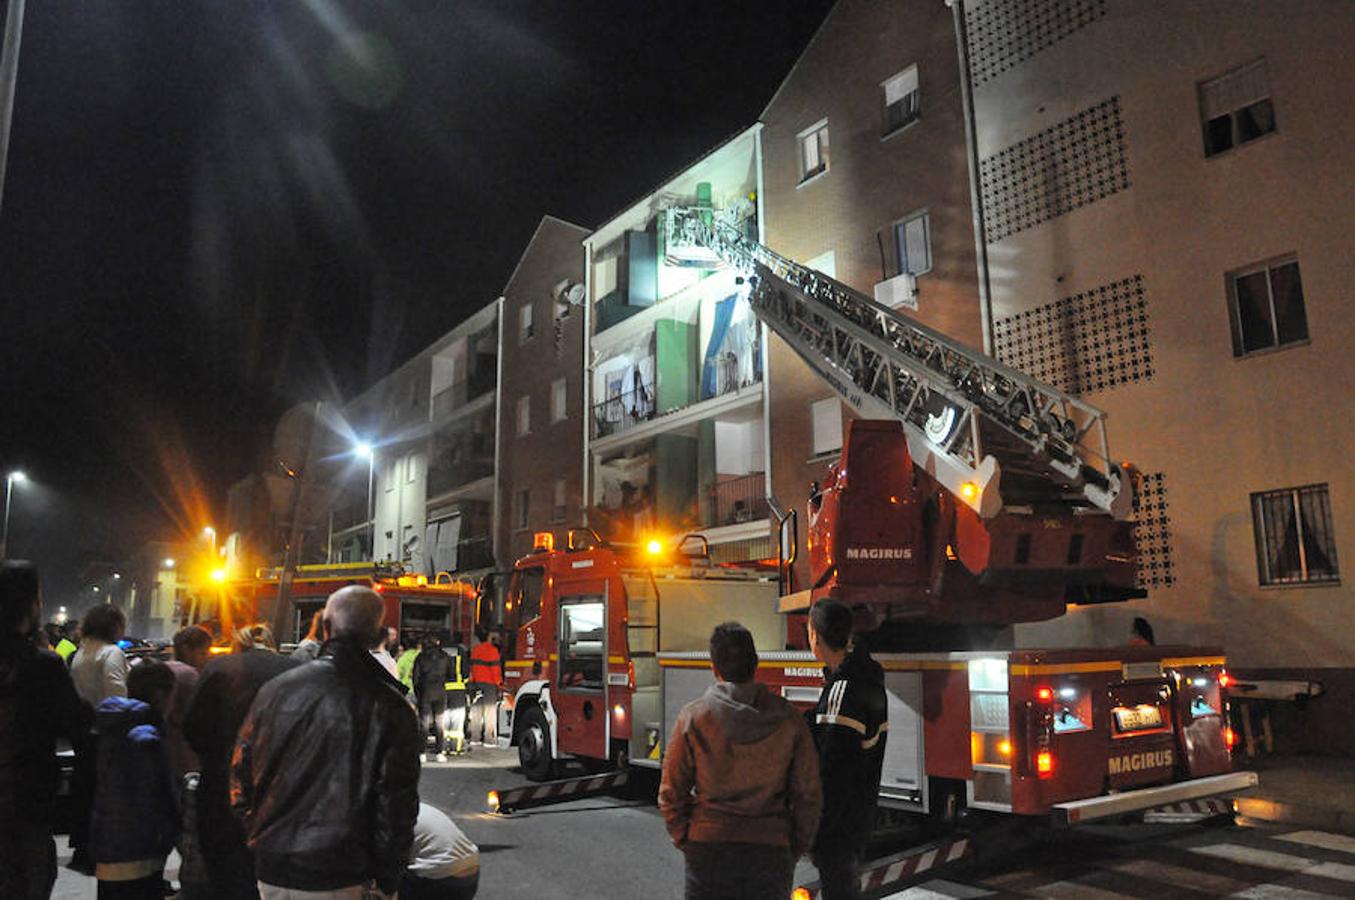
519, 303, 534, 344
516, 395, 531, 436
516, 488, 530, 530
798, 120, 830, 183
551, 377, 567, 422
1226, 256, 1307, 357
1200, 59, 1276, 157
405, 455, 418, 484
552, 477, 567, 523
1251, 484, 1339, 586
883, 65, 920, 135
810, 397, 843, 457
881, 210, 932, 279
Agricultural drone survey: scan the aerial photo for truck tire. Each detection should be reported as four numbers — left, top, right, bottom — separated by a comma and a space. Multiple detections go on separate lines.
517, 707, 556, 782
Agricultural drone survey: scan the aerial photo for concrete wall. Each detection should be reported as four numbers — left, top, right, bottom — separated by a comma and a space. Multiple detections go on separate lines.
961, 1, 1355, 675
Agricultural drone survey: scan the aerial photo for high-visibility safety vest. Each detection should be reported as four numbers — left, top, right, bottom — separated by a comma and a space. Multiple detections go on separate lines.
444, 647, 466, 692
470, 641, 502, 686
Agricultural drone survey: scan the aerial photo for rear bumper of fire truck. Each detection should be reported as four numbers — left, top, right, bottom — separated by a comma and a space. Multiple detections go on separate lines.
1051, 771, 1258, 826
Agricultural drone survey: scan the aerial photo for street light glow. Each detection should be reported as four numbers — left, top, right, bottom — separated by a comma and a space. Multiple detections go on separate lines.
163, 558, 176, 568
203, 526, 215, 537
112, 573, 121, 579
6, 471, 25, 484
210, 568, 227, 583
354, 441, 374, 459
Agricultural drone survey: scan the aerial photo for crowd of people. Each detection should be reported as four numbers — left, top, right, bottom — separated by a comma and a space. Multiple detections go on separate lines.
0, 561, 480, 900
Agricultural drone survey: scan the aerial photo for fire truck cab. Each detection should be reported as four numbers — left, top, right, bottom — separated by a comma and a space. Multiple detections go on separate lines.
501, 531, 783, 780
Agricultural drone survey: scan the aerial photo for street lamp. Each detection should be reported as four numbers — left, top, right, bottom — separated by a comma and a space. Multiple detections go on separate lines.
203, 525, 216, 556
163, 558, 175, 569
2, 469, 26, 560
355, 441, 376, 560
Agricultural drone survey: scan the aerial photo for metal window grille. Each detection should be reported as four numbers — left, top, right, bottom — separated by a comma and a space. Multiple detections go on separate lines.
883, 65, 920, 134
1251, 484, 1340, 586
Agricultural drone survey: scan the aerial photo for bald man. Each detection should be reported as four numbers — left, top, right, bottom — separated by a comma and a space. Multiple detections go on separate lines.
231, 587, 421, 900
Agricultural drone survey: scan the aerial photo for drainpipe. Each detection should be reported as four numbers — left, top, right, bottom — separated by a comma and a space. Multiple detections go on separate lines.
948, 0, 995, 355
491, 296, 505, 568
581, 240, 594, 529
753, 127, 778, 519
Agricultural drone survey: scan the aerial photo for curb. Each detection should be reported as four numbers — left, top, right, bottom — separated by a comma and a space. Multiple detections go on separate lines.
1235, 796, 1355, 836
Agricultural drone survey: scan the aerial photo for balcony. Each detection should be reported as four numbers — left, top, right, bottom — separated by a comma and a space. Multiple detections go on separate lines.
432, 373, 496, 421
593, 384, 656, 439
426, 455, 493, 499
710, 472, 769, 527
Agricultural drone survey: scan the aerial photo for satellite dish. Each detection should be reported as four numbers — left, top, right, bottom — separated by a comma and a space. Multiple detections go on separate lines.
552, 279, 585, 306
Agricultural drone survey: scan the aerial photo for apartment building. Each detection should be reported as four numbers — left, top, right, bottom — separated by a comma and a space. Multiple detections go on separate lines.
495, 216, 591, 564
758, 0, 984, 591
582, 126, 773, 562
331, 300, 502, 582
952, 2, 1354, 712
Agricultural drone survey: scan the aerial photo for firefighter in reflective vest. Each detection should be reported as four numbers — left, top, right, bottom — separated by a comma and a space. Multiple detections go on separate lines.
467, 629, 503, 746
442, 632, 469, 755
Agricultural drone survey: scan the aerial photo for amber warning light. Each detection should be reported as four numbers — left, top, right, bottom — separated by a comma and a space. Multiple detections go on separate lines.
534, 532, 554, 552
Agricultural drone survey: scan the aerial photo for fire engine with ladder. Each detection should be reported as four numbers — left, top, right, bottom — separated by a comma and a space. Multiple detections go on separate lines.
488, 208, 1255, 871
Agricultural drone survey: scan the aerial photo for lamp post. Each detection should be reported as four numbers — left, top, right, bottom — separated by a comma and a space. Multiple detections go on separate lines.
203, 525, 216, 556
355, 442, 375, 560
2, 469, 26, 560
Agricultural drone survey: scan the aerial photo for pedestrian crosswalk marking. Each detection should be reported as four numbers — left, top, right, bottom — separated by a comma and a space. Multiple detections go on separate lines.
1227, 885, 1335, 899
1276, 830, 1355, 856
881, 882, 995, 899
1107, 858, 1248, 894
1307, 861, 1355, 883
1188, 843, 1315, 872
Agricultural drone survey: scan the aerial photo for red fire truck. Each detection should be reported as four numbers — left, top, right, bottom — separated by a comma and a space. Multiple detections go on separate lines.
494, 209, 1254, 825
187, 562, 480, 646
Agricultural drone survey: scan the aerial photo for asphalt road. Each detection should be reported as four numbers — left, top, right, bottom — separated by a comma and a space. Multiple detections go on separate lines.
51, 748, 1355, 898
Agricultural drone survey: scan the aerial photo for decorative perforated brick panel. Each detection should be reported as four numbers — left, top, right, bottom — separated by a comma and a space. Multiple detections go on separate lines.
993, 274, 1153, 395
980, 96, 1130, 243
1133, 472, 1175, 590
965, 0, 1109, 86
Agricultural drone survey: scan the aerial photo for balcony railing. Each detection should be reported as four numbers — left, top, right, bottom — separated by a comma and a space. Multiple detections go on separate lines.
593, 384, 656, 439
432, 373, 496, 420
710, 472, 769, 527
426, 456, 494, 497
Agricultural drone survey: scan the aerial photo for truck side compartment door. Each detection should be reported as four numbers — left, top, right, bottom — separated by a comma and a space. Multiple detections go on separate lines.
553, 585, 609, 761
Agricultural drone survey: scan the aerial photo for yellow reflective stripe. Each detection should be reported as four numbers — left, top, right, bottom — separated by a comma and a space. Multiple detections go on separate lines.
1010, 661, 1122, 676
1161, 656, 1226, 668
505, 660, 537, 668
879, 660, 968, 672
608, 656, 626, 664
816, 713, 867, 735
659, 659, 711, 669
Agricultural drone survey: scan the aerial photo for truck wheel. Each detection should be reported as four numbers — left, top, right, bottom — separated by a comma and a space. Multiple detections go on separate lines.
517, 707, 556, 782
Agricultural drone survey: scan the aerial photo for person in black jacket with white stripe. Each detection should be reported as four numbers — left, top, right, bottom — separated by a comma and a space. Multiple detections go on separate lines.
807, 599, 888, 900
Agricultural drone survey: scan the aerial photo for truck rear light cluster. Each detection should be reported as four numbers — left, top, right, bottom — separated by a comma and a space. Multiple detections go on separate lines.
1030, 685, 1055, 780
1224, 726, 1237, 751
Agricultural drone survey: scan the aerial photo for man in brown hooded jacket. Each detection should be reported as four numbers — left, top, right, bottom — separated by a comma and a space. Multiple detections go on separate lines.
659, 621, 822, 899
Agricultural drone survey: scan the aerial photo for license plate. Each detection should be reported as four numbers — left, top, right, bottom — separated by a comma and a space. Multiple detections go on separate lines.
1114, 705, 1163, 732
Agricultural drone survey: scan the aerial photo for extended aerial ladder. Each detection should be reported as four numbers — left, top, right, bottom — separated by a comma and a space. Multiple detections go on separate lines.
665, 208, 1132, 522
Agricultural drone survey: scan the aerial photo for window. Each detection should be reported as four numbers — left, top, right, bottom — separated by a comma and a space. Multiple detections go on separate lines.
1227, 256, 1308, 357
384, 459, 396, 492
558, 597, 605, 690
519, 303, 534, 344
1200, 60, 1276, 157
509, 567, 545, 623
552, 477, 567, 522
551, 377, 567, 422
883, 64, 921, 135
880, 210, 932, 279
404, 455, 418, 484
811, 398, 843, 456
516, 395, 531, 436
515, 488, 530, 530
1251, 484, 1339, 586
798, 119, 830, 183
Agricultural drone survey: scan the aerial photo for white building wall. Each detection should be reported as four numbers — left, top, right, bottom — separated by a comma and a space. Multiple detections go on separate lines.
960, 1, 1355, 668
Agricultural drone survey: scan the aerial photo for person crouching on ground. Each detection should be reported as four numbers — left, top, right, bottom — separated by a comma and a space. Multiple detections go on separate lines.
401, 802, 480, 899
658, 621, 822, 900
90, 661, 180, 899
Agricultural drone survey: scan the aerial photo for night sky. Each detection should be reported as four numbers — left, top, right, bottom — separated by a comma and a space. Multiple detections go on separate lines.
0, 1, 835, 604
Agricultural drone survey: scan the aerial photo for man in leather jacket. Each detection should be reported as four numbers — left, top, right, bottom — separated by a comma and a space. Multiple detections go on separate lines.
230, 586, 421, 900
